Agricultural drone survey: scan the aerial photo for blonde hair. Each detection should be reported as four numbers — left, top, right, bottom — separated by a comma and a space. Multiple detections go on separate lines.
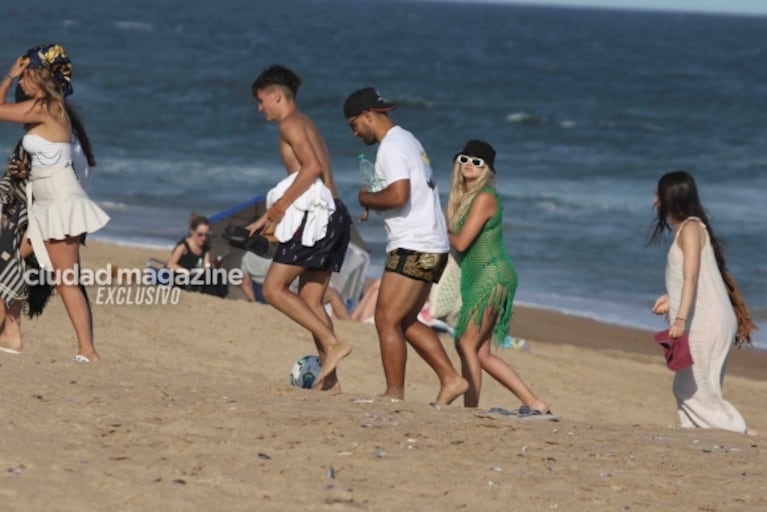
25, 68, 67, 119
445, 159, 495, 233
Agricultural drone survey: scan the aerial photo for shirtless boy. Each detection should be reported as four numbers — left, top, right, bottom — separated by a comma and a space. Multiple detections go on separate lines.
248, 64, 351, 390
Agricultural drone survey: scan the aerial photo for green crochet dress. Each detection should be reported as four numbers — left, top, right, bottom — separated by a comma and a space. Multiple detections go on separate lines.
453, 187, 518, 345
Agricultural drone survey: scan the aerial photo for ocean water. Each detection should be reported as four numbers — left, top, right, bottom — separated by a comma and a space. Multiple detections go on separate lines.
1, 0, 765, 348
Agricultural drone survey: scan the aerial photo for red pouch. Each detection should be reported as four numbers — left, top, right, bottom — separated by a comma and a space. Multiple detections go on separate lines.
653, 330, 693, 371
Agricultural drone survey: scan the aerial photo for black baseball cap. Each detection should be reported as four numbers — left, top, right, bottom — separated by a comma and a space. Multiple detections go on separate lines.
343, 87, 397, 118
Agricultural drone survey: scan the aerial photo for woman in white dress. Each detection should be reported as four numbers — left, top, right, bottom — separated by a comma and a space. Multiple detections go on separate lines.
649, 170, 756, 435
0, 44, 109, 363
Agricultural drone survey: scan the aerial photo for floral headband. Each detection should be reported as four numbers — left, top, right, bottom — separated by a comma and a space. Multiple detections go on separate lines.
25, 43, 73, 97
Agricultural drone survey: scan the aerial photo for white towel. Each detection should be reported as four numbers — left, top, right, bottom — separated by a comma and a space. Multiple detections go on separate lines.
266, 173, 336, 247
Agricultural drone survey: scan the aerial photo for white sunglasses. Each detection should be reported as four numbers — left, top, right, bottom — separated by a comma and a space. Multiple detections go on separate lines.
456, 154, 486, 167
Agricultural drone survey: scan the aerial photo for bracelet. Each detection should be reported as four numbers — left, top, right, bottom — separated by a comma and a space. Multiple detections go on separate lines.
3, 74, 16, 81
266, 207, 283, 222
675, 317, 687, 323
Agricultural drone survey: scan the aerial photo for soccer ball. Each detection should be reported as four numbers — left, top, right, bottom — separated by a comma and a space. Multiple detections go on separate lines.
290, 355, 322, 389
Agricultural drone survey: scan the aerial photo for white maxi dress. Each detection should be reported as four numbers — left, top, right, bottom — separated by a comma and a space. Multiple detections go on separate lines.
665, 217, 746, 433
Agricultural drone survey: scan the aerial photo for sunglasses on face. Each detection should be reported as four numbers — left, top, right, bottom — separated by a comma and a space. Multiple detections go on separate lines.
195, 231, 209, 237
457, 154, 485, 167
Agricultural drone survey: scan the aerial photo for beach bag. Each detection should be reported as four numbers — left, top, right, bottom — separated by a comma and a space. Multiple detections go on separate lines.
429, 254, 462, 323
653, 330, 693, 371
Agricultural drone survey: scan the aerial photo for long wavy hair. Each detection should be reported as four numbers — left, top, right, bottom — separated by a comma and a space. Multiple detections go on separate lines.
649, 170, 756, 346
15, 83, 95, 167
23, 68, 67, 119
445, 158, 495, 233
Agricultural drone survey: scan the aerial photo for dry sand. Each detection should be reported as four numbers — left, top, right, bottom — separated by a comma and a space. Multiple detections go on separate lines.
1, 241, 764, 511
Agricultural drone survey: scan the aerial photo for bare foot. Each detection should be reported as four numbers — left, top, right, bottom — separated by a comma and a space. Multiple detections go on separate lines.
313, 370, 342, 393
526, 400, 550, 414
434, 376, 469, 406
746, 427, 758, 436
312, 342, 351, 389
325, 382, 342, 394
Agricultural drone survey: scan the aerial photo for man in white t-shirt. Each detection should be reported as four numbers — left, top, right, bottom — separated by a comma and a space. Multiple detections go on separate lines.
344, 87, 468, 406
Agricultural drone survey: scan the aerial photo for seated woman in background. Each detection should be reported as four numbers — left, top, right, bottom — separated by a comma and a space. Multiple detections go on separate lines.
167, 213, 226, 297
167, 213, 211, 273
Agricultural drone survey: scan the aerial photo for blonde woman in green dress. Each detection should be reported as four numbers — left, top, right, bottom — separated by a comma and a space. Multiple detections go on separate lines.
446, 140, 554, 419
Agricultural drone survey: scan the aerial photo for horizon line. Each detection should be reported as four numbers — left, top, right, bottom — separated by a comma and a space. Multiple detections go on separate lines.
414, 0, 767, 18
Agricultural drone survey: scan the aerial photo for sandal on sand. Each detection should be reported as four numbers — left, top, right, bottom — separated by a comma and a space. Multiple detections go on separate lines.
72, 355, 91, 363
517, 405, 559, 422
0, 347, 21, 355
487, 407, 518, 416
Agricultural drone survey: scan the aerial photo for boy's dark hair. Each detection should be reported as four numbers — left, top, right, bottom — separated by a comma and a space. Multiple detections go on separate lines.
252, 64, 302, 98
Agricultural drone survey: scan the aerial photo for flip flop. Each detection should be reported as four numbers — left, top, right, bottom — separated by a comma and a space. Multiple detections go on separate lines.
72, 355, 91, 363
516, 405, 559, 422
223, 225, 250, 247
487, 407, 518, 416
0, 347, 21, 355
222, 225, 274, 258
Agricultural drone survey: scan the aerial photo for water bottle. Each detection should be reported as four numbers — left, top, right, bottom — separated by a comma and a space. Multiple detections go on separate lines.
358, 154, 377, 221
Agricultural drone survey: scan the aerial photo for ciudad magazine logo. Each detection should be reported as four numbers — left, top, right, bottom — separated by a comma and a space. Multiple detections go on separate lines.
23, 264, 244, 305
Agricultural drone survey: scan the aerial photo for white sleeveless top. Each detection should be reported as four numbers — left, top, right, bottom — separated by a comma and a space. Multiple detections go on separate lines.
22, 133, 73, 168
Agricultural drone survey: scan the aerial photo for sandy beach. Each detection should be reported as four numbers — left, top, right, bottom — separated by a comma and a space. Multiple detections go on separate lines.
1, 240, 764, 511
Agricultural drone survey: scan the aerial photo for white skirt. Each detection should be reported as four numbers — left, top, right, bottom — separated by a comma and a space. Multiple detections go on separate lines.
27, 165, 110, 269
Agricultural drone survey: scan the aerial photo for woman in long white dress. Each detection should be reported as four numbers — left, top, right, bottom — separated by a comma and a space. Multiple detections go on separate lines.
650, 170, 756, 435
0, 44, 109, 362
